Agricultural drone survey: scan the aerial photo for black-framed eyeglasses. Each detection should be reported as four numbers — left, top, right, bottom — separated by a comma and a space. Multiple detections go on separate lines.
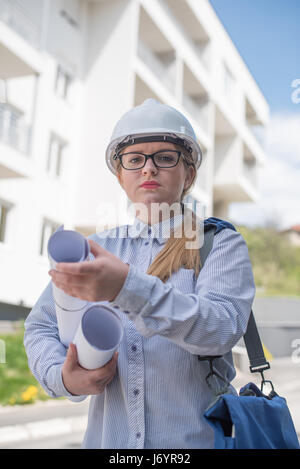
114, 150, 184, 170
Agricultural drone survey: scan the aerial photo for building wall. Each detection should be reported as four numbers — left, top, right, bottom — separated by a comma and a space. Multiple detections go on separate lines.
285, 231, 300, 247
74, 0, 138, 228
0, 0, 269, 308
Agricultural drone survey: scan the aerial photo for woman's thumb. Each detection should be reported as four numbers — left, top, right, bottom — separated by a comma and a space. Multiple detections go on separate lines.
65, 343, 78, 369
88, 239, 102, 258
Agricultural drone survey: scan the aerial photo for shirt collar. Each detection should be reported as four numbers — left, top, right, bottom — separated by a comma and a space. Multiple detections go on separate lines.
128, 213, 185, 245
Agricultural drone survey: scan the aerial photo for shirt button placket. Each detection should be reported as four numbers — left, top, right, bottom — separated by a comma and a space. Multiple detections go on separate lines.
126, 227, 152, 448
127, 325, 145, 449
140, 228, 152, 267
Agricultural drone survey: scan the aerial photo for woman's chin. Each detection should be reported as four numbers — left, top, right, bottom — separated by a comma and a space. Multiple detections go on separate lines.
138, 195, 165, 205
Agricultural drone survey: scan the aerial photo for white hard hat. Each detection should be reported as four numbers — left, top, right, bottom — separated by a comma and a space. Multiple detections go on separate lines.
105, 98, 202, 175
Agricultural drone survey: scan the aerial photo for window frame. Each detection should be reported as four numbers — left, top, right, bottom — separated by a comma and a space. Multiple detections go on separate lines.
40, 218, 60, 257
47, 132, 67, 178
0, 199, 13, 244
55, 65, 72, 100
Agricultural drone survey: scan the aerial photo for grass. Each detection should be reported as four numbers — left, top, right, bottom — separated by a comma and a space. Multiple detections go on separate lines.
0, 323, 57, 406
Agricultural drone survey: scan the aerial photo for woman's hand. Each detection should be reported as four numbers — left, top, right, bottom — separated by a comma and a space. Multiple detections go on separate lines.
49, 239, 129, 302
62, 343, 119, 396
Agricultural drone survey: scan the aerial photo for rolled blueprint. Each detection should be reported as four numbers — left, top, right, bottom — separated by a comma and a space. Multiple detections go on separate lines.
73, 304, 124, 370
47, 226, 91, 347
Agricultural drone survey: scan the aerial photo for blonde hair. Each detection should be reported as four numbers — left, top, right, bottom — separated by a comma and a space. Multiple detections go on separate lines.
115, 148, 201, 282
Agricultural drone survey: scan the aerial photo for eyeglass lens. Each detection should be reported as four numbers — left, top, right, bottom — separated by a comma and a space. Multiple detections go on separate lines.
121, 151, 180, 169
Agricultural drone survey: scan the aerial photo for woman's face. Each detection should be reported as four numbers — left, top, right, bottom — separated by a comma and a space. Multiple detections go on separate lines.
116, 141, 195, 222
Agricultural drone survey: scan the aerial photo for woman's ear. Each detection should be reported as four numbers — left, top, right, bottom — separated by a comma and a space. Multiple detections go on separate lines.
184, 165, 196, 190
116, 170, 124, 188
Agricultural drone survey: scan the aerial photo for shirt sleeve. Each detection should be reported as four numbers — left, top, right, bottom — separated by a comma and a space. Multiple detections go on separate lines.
111, 228, 256, 356
23, 281, 87, 402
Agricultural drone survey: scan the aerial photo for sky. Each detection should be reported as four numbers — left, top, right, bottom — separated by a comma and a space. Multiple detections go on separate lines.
209, 0, 300, 229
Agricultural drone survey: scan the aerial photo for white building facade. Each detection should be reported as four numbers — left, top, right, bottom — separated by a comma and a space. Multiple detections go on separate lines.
0, 0, 269, 310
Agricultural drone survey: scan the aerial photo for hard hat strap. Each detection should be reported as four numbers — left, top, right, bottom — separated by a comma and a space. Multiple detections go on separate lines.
113, 134, 193, 159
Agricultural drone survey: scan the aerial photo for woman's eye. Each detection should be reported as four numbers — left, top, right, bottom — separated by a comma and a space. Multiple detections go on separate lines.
157, 155, 175, 162
129, 157, 142, 163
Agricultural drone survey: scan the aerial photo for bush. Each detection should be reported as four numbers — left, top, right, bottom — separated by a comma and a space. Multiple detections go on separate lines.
237, 226, 300, 297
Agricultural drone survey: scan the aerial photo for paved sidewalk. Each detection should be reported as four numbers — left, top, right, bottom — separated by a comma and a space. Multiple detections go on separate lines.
0, 397, 89, 448
0, 356, 299, 448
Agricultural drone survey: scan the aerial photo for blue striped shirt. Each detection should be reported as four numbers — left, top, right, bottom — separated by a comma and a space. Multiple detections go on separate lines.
23, 214, 255, 449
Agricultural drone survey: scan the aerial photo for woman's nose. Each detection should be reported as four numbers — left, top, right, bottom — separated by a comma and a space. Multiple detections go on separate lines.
142, 158, 158, 174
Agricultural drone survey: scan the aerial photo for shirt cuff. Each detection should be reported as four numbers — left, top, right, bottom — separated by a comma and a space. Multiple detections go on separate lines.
47, 364, 87, 402
111, 263, 155, 316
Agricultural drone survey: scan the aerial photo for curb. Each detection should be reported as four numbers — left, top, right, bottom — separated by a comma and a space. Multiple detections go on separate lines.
0, 415, 86, 446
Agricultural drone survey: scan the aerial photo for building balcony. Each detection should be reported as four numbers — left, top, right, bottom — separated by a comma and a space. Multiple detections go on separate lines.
137, 40, 176, 95
0, 0, 42, 49
160, 0, 211, 72
134, 73, 161, 106
213, 172, 259, 205
0, 12, 42, 80
213, 135, 259, 204
0, 102, 31, 178
182, 62, 210, 135
0, 140, 32, 178
183, 92, 209, 132
243, 95, 268, 149
137, 6, 176, 95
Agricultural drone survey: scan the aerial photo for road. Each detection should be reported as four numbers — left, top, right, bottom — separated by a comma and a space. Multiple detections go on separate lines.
1, 431, 84, 449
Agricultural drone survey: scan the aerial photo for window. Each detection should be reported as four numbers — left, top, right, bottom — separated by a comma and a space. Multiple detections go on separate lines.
47, 133, 67, 177
40, 219, 60, 257
60, 9, 79, 28
0, 200, 12, 243
60, 0, 80, 28
55, 65, 72, 100
0, 102, 25, 151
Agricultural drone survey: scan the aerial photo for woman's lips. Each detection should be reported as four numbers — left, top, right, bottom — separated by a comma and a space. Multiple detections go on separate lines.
140, 183, 160, 189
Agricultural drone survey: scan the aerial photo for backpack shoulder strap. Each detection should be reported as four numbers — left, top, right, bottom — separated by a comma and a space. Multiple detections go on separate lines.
198, 219, 270, 375
199, 225, 216, 266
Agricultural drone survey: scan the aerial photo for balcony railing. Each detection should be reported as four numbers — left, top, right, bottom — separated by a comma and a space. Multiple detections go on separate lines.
137, 40, 175, 94
0, 103, 31, 154
0, 0, 41, 48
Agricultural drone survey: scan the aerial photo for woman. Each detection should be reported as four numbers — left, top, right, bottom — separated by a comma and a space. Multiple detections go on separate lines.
24, 99, 256, 449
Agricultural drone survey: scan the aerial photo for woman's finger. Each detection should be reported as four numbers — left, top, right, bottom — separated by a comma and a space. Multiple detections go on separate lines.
49, 270, 90, 286
55, 261, 98, 275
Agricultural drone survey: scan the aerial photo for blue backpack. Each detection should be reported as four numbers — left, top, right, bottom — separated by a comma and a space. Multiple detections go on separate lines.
198, 218, 300, 449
